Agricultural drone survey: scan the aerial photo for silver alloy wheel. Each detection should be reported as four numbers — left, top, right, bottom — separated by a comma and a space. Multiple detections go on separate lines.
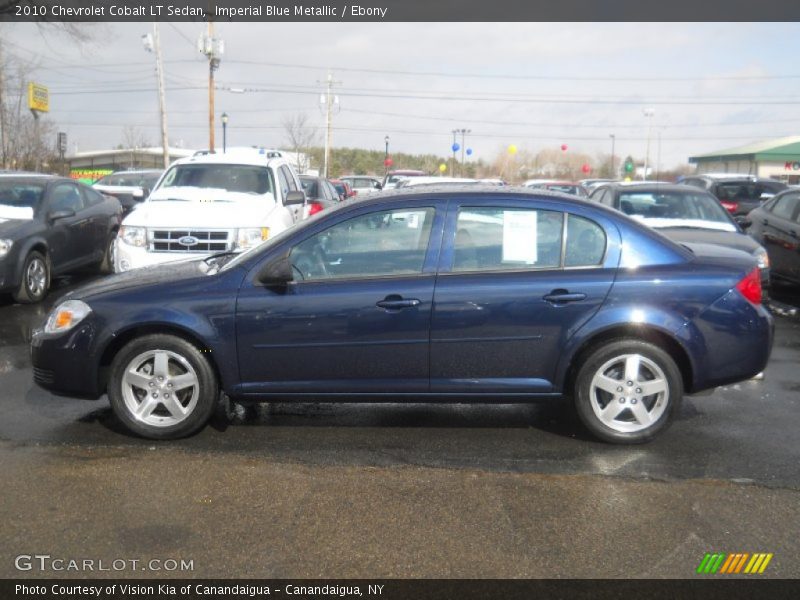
588, 353, 669, 433
26, 257, 47, 298
120, 349, 199, 427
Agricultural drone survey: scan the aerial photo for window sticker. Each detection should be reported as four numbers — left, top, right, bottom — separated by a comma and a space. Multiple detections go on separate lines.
502, 210, 537, 263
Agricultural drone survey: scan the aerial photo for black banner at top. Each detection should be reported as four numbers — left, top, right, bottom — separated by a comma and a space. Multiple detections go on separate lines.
2, 0, 800, 22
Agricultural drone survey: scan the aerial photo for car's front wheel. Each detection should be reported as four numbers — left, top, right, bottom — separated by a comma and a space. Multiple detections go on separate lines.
13, 250, 50, 304
108, 334, 218, 439
574, 339, 682, 444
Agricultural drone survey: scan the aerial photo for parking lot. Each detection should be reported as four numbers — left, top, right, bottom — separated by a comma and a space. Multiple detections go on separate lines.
0, 270, 797, 578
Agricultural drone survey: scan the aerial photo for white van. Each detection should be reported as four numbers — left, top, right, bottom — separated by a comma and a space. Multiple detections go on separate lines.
114, 148, 306, 272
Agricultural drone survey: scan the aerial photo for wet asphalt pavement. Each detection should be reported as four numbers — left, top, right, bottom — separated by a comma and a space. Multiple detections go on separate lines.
1, 272, 799, 578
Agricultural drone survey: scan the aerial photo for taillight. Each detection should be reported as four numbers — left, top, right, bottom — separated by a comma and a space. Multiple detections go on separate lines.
735, 268, 762, 305
720, 200, 738, 213
308, 202, 324, 216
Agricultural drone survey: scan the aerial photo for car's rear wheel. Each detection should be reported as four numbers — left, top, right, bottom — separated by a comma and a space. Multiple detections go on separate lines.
13, 250, 50, 304
108, 334, 218, 439
574, 339, 682, 444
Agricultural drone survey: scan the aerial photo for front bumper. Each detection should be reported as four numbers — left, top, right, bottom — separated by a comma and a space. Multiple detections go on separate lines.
114, 239, 208, 273
30, 321, 104, 399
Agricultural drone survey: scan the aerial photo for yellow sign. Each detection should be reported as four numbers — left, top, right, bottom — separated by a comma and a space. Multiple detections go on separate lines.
28, 82, 49, 113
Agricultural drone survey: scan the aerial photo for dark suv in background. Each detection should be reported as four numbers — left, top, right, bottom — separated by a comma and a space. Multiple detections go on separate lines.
681, 174, 788, 219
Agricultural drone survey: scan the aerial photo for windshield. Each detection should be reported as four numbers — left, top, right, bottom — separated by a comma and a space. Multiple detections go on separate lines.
96, 172, 161, 188
619, 191, 736, 229
158, 164, 274, 195
0, 181, 44, 217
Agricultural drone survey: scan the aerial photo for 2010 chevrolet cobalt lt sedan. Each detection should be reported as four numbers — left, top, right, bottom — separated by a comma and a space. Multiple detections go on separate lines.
31, 188, 773, 443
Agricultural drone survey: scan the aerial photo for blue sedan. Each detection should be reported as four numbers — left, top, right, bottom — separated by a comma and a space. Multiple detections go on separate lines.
31, 188, 773, 443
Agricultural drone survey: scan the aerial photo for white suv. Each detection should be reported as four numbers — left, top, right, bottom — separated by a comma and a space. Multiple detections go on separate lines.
114, 148, 306, 272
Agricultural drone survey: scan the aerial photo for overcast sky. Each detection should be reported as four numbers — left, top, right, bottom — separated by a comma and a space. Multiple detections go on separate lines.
3, 21, 800, 170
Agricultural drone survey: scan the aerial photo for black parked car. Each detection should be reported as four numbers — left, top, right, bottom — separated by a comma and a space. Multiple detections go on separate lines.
746, 189, 800, 286
0, 174, 122, 303
92, 169, 162, 215
681, 174, 788, 219
589, 183, 770, 285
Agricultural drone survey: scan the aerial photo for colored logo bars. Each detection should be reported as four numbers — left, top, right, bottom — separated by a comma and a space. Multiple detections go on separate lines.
696, 552, 773, 575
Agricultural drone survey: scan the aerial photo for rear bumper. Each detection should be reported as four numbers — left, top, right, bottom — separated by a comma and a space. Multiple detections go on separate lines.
680, 290, 774, 393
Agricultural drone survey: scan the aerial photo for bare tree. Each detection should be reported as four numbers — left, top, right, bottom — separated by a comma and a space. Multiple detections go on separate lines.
121, 125, 152, 150
282, 113, 318, 173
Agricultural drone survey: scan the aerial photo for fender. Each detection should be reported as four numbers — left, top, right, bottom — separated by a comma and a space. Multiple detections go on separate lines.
554, 303, 697, 393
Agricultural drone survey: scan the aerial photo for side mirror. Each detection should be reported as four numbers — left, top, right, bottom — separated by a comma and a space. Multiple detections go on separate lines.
257, 255, 294, 286
374, 182, 383, 190
737, 217, 752, 229
48, 209, 75, 221
285, 191, 306, 206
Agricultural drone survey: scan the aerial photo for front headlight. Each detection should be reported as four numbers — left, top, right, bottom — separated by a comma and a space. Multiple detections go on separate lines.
119, 226, 146, 247
44, 300, 92, 334
0, 239, 12, 258
754, 247, 769, 270
234, 227, 269, 251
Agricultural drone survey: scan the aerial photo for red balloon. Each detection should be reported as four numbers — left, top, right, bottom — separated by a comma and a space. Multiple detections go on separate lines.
581, 163, 591, 174
561, 144, 568, 151
384, 157, 393, 167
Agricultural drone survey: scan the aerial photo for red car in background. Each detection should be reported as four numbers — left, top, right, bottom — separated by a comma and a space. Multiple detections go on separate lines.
330, 178, 356, 201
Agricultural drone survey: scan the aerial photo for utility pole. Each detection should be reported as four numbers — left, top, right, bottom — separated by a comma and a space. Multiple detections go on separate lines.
143, 25, 170, 168
643, 108, 654, 181
459, 128, 470, 177
0, 43, 6, 169
320, 71, 340, 178
199, 22, 223, 152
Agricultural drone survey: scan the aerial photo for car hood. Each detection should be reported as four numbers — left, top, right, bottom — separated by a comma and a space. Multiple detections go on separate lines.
657, 227, 761, 255
0, 216, 36, 236
67, 259, 206, 301
124, 187, 278, 228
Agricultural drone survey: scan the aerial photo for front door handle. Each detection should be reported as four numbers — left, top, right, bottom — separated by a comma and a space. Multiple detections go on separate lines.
543, 290, 587, 304
376, 295, 421, 310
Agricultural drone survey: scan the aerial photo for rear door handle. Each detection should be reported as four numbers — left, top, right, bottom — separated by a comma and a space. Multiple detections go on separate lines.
376, 296, 421, 310
543, 290, 587, 304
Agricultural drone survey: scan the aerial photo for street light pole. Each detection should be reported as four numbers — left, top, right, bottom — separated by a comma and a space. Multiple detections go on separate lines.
221, 112, 228, 153
384, 135, 390, 175
609, 133, 615, 178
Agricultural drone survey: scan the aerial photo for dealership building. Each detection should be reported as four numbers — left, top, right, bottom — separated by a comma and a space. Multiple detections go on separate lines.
688, 136, 800, 183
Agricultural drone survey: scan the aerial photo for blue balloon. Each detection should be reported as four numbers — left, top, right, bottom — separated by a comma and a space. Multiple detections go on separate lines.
466, 148, 473, 156
452, 143, 460, 152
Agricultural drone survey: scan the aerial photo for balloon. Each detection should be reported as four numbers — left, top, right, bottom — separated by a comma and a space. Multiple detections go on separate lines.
452, 143, 460, 152
581, 163, 591, 174
466, 148, 473, 156
561, 144, 568, 151
508, 144, 517, 155
439, 163, 447, 173
624, 176, 632, 183
384, 157, 393, 167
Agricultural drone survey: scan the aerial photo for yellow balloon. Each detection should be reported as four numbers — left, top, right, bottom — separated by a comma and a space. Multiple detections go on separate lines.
439, 163, 447, 173
624, 176, 632, 182
508, 144, 518, 155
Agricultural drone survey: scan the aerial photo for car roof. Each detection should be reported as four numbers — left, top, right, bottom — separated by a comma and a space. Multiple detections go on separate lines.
171, 148, 288, 168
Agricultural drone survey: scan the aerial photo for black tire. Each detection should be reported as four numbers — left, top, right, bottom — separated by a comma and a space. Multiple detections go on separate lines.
97, 232, 117, 274
108, 334, 218, 440
12, 250, 50, 304
573, 339, 682, 444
